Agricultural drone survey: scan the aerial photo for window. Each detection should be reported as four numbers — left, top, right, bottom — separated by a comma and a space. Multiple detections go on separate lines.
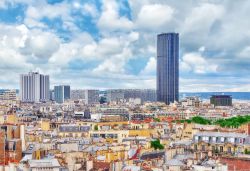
220, 146, 223, 152
202, 145, 206, 151
228, 147, 231, 153
212, 146, 215, 152
194, 145, 198, 151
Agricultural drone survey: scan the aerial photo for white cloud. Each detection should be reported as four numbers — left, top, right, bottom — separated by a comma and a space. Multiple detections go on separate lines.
182, 3, 224, 34
140, 57, 156, 75
239, 46, 250, 58
97, 0, 133, 32
21, 30, 60, 60
181, 52, 218, 74
83, 3, 98, 18
136, 4, 174, 30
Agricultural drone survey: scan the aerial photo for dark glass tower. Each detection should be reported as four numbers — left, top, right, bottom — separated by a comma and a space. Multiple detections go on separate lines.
157, 33, 179, 104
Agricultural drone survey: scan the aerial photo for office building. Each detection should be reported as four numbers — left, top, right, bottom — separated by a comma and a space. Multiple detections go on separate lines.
85, 90, 99, 104
210, 95, 232, 106
20, 72, 50, 102
157, 33, 179, 105
54, 85, 71, 103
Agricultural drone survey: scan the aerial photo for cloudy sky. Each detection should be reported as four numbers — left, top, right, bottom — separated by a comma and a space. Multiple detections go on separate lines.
0, 0, 250, 92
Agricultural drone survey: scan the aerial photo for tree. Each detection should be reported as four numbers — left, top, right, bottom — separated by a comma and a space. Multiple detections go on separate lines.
151, 139, 164, 150
153, 118, 161, 122
94, 125, 98, 131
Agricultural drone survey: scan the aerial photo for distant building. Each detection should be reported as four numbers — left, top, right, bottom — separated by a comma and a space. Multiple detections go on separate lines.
49, 90, 55, 101
20, 72, 49, 103
70, 89, 85, 100
181, 96, 201, 107
107, 89, 124, 102
210, 95, 232, 106
157, 33, 179, 105
0, 89, 17, 100
85, 90, 99, 104
54, 85, 70, 103
106, 89, 156, 103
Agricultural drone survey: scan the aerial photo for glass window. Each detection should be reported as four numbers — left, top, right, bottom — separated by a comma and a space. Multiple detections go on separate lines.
220, 146, 223, 152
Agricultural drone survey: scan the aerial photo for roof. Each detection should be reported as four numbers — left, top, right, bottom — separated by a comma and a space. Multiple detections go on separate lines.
165, 159, 185, 166
29, 159, 61, 168
194, 132, 248, 138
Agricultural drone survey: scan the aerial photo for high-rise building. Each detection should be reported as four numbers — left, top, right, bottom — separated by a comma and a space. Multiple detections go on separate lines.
85, 90, 99, 104
20, 72, 50, 103
157, 33, 179, 105
54, 85, 70, 103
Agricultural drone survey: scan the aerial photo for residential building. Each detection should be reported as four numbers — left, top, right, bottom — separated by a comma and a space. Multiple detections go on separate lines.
192, 132, 250, 158
0, 89, 17, 100
20, 72, 49, 103
157, 33, 179, 105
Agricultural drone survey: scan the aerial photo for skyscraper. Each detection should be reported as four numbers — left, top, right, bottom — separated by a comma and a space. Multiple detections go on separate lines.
54, 85, 70, 103
20, 72, 50, 102
157, 33, 179, 104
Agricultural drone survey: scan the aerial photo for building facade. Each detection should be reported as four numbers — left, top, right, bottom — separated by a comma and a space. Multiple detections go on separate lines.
70, 89, 85, 100
106, 89, 156, 103
210, 95, 232, 106
157, 33, 179, 105
54, 85, 70, 103
0, 89, 17, 100
85, 90, 99, 104
20, 72, 50, 103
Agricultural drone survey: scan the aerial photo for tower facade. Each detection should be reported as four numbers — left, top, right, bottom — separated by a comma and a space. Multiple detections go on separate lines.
54, 85, 70, 103
157, 33, 179, 104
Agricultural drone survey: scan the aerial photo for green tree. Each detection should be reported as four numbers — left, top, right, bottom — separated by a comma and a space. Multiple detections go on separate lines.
151, 139, 164, 150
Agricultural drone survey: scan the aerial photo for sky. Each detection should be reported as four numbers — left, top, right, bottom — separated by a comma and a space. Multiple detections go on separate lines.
0, 0, 250, 92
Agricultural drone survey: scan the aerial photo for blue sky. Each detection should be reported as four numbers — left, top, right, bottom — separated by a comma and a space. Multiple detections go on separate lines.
0, 0, 250, 91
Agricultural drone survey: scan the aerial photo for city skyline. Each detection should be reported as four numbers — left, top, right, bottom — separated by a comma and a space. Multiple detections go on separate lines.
0, 0, 250, 92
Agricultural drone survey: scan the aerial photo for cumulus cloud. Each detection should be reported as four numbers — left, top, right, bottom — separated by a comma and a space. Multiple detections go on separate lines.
97, 0, 133, 32
181, 51, 218, 74
182, 3, 225, 34
140, 57, 156, 75
136, 4, 174, 30
21, 30, 60, 61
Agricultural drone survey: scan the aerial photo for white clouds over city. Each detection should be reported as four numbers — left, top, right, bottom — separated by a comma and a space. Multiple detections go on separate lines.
0, 0, 250, 91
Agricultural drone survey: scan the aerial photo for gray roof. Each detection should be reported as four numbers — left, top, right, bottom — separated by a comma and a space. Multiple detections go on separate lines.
194, 132, 248, 138
59, 125, 90, 132
165, 159, 185, 166
29, 159, 61, 168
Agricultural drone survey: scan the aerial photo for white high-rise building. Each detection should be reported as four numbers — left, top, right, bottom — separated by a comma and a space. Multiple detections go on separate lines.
20, 72, 50, 102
